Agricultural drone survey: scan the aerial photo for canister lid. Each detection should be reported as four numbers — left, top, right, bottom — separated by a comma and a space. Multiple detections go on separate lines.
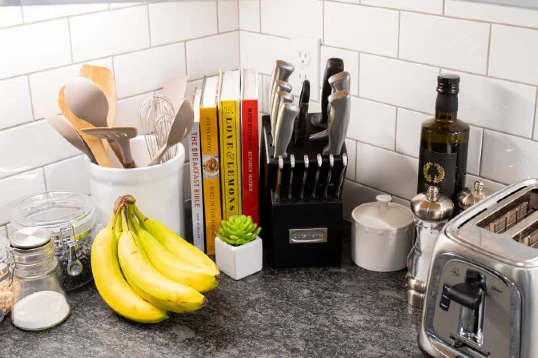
9, 227, 51, 249
457, 181, 491, 210
352, 194, 414, 231
411, 186, 454, 222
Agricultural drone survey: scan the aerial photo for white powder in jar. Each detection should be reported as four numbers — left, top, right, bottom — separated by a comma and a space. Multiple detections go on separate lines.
13, 291, 70, 330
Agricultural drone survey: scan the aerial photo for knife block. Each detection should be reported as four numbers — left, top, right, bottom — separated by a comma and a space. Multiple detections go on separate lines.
259, 114, 346, 267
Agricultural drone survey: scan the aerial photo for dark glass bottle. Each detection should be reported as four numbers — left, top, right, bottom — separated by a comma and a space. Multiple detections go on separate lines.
417, 74, 469, 203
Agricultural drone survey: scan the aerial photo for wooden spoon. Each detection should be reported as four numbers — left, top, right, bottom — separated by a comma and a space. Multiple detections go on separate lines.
147, 98, 194, 166
58, 86, 113, 167
80, 64, 117, 127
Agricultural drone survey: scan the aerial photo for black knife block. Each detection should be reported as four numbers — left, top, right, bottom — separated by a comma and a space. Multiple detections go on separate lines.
259, 114, 346, 267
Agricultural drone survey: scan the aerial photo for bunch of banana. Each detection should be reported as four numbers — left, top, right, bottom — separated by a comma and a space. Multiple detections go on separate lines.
91, 195, 220, 323
218, 215, 262, 246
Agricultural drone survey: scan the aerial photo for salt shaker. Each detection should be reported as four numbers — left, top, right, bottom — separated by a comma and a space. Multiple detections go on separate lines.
406, 186, 454, 308
457, 180, 491, 213
1, 227, 71, 331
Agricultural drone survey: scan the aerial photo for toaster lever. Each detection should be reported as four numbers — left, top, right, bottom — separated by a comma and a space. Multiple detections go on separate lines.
446, 282, 482, 310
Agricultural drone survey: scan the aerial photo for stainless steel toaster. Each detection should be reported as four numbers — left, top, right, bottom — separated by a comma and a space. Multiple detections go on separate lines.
419, 179, 538, 358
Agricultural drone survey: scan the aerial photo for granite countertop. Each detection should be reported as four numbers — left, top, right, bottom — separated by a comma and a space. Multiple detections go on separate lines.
2, 222, 423, 358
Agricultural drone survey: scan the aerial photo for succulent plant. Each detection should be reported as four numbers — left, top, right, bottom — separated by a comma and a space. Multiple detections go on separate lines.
217, 215, 261, 246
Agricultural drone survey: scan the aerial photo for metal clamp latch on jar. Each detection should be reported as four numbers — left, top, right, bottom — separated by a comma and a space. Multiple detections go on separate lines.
58, 225, 83, 277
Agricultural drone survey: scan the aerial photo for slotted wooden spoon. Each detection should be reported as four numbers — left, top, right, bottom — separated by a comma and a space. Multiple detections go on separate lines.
58, 86, 113, 167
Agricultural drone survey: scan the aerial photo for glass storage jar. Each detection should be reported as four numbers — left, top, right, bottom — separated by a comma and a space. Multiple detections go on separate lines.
10, 191, 98, 291
1, 227, 71, 331
0, 235, 13, 322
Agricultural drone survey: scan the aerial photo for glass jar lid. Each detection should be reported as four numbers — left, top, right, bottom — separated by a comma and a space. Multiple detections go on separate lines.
10, 191, 95, 238
10, 227, 51, 249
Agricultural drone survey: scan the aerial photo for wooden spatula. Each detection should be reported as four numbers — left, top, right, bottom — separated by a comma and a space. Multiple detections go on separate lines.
58, 86, 113, 168
80, 64, 117, 127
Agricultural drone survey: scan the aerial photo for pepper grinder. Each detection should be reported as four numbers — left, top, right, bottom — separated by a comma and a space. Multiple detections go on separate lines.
406, 186, 454, 308
456, 180, 491, 213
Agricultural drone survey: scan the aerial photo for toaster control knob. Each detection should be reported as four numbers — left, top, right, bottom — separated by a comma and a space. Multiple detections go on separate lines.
446, 273, 483, 309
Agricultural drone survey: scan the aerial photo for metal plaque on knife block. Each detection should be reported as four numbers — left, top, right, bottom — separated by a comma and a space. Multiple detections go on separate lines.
259, 114, 346, 267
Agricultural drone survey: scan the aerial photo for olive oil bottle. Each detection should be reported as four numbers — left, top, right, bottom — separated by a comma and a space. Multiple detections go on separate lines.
417, 74, 469, 203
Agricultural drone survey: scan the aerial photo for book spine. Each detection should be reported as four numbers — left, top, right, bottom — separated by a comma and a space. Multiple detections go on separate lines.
188, 120, 205, 252
219, 99, 242, 220
200, 106, 222, 255
240, 99, 259, 223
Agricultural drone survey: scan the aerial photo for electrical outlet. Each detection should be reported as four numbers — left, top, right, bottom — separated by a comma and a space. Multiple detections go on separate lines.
289, 35, 320, 102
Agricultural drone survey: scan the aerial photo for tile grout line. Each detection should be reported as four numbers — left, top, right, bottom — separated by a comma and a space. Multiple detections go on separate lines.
485, 23, 493, 76
146, 4, 152, 47
393, 107, 398, 151
478, 128, 485, 177
531, 88, 538, 139
216, 0, 220, 33
66, 17, 74, 64
258, 0, 262, 33
0, 153, 84, 182
396, 10, 401, 59
25, 76, 37, 121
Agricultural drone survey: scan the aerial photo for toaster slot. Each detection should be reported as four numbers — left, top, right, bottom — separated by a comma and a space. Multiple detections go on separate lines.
510, 210, 538, 247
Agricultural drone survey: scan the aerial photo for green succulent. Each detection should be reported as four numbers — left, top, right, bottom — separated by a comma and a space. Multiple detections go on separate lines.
217, 215, 261, 246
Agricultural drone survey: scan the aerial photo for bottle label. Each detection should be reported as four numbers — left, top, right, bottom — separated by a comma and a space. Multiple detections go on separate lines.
418, 148, 457, 198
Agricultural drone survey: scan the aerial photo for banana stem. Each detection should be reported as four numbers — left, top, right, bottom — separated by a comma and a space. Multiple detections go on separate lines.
114, 209, 123, 239
131, 204, 147, 225
126, 204, 141, 235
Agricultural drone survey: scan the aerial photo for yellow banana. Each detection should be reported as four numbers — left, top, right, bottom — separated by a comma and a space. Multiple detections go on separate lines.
117, 223, 207, 313
91, 211, 168, 324
131, 202, 220, 275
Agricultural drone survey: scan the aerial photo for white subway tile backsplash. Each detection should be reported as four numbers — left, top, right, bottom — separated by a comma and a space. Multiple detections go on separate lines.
0, 76, 33, 129
261, 75, 271, 114
395, 108, 428, 158
44, 155, 90, 194
114, 43, 186, 98
0, 120, 79, 179
22, 4, 108, 23
465, 174, 506, 194
360, 54, 438, 113
29, 58, 113, 117
186, 32, 240, 80
149, 1, 217, 46
0, 7, 22, 28
357, 143, 418, 200
467, 126, 482, 176
535, 98, 538, 140
345, 139, 356, 181
481, 130, 538, 185
0, 20, 71, 79
450, 70, 536, 138
115, 92, 151, 133
445, 0, 538, 29
348, 97, 396, 150
489, 25, 538, 86
361, 0, 443, 14
320, 46, 359, 96
109, 2, 145, 10
0, 225, 5, 237
218, 0, 239, 33
239, 0, 260, 32
239, 31, 291, 75
324, 2, 398, 57
400, 13, 489, 75
0, 168, 45, 225
261, 0, 323, 40
70, 7, 149, 62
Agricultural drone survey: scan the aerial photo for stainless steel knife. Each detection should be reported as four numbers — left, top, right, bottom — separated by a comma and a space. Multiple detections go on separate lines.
311, 153, 322, 200
324, 154, 334, 199
311, 58, 344, 129
271, 88, 293, 144
308, 128, 327, 141
288, 154, 295, 201
274, 102, 299, 159
323, 90, 351, 155
335, 153, 348, 199
275, 155, 284, 202
299, 154, 309, 200
294, 80, 310, 146
269, 61, 294, 118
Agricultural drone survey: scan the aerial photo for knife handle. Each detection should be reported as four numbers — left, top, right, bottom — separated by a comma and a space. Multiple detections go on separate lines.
320, 58, 344, 126
335, 153, 348, 199
275, 155, 284, 202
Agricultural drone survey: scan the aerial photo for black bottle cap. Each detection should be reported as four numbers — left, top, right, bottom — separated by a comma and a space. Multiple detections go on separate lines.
437, 74, 460, 94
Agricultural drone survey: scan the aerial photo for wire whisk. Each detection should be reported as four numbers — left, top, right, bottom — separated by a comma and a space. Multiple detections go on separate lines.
139, 94, 178, 164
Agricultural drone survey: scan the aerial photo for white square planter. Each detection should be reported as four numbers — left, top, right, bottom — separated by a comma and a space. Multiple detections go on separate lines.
215, 236, 262, 280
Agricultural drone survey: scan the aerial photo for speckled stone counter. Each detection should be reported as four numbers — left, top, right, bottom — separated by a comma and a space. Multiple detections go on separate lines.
2, 222, 423, 358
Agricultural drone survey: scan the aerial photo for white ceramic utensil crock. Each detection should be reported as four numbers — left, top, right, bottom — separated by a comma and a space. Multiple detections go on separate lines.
351, 194, 414, 272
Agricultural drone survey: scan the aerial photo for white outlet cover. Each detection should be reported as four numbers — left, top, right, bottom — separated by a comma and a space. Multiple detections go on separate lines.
289, 35, 321, 103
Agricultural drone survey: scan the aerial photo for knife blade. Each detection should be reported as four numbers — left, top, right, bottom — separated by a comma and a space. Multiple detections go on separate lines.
294, 80, 310, 146
275, 155, 284, 202
328, 71, 350, 93
299, 154, 309, 200
324, 154, 334, 199
311, 58, 344, 129
269, 61, 294, 117
335, 153, 348, 199
311, 154, 322, 200
308, 128, 327, 141
274, 102, 300, 159
288, 154, 295, 201
271, 87, 293, 144
323, 90, 351, 155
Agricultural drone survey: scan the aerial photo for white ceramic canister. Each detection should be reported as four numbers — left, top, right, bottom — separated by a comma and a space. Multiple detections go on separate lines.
351, 194, 414, 272
86, 137, 185, 236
